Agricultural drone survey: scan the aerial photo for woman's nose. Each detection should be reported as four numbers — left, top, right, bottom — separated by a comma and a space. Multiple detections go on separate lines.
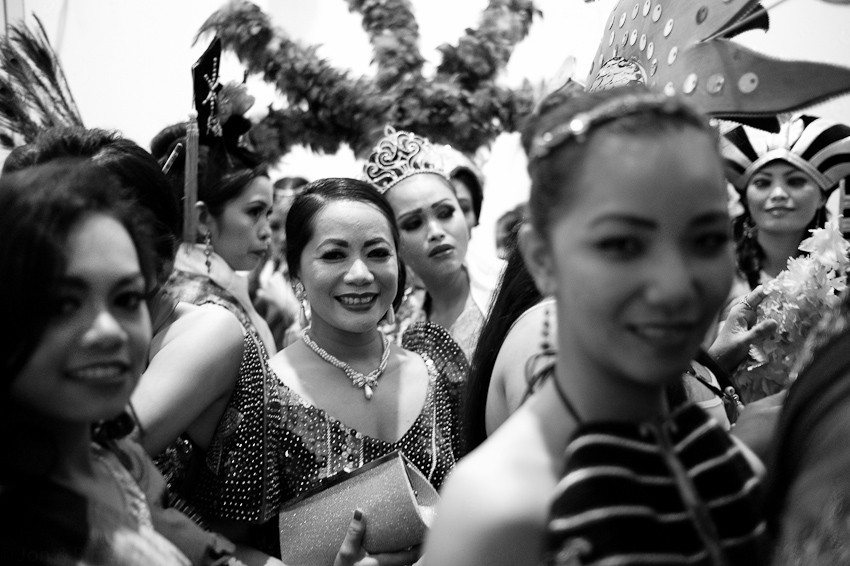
82, 309, 127, 350
259, 219, 271, 241
768, 183, 789, 201
427, 218, 446, 242
645, 252, 697, 309
345, 258, 375, 284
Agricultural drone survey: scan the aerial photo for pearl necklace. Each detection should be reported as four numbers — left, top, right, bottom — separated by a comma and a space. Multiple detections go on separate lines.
301, 329, 391, 400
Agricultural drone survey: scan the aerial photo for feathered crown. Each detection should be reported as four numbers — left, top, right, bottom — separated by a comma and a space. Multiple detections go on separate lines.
585, 0, 850, 132
363, 125, 450, 194
721, 115, 850, 193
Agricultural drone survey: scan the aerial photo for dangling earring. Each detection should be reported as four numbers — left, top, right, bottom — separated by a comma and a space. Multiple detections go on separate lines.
743, 214, 758, 241
541, 303, 553, 354
295, 281, 308, 327
204, 231, 213, 275
384, 307, 396, 326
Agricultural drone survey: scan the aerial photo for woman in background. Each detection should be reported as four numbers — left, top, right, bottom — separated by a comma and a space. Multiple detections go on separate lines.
364, 127, 494, 360
721, 115, 850, 294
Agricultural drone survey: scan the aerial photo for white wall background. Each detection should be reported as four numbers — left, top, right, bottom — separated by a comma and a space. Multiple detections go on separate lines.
3, 0, 850, 258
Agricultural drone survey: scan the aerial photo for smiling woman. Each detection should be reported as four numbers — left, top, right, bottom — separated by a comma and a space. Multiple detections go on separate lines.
423, 85, 766, 566
722, 115, 850, 292
0, 160, 194, 565
268, 177, 467, 561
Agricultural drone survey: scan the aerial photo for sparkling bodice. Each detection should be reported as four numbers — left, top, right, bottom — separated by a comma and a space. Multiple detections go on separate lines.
277, 322, 468, 505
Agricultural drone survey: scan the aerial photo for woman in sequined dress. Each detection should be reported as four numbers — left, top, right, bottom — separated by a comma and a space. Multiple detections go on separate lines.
424, 86, 767, 566
364, 127, 495, 361
126, 127, 289, 552
268, 178, 468, 558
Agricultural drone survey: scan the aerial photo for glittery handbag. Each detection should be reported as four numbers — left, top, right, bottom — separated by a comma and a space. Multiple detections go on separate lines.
278, 450, 439, 566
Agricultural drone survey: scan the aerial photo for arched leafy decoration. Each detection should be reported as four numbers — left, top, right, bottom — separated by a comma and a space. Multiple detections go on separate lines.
198, 0, 540, 162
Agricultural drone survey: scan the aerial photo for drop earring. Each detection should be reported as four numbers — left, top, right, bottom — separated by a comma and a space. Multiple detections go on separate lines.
541, 303, 553, 354
384, 307, 396, 326
295, 281, 309, 327
204, 231, 213, 275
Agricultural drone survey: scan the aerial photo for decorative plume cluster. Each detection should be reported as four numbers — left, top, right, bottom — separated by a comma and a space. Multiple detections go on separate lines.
197, 0, 540, 161
733, 221, 850, 403
0, 16, 83, 148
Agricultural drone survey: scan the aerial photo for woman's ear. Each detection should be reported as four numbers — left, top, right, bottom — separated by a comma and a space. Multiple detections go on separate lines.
518, 223, 557, 297
195, 201, 212, 236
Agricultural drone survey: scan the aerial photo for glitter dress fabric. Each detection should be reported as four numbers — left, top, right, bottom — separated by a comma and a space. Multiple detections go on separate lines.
156, 270, 283, 526
277, 321, 468, 506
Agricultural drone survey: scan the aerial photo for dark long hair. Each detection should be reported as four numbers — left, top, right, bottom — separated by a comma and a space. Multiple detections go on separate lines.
464, 240, 544, 450
285, 178, 407, 310
2, 127, 179, 281
0, 159, 155, 405
155, 121, 269, 240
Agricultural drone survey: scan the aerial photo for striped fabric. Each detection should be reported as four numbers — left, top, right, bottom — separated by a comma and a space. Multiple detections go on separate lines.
542, 403, 765, 566
720, 115, 850, 193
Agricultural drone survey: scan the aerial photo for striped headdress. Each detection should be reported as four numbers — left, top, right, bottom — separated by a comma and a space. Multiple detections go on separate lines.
721, 115, 850, 193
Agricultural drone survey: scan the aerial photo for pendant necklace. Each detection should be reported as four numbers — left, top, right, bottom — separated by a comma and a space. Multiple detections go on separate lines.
301, 329, 391, 400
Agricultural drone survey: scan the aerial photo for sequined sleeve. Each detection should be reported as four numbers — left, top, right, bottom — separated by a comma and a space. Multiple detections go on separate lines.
402, 321, 470, 460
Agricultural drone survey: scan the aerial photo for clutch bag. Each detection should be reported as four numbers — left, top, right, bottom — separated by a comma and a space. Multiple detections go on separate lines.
278, 450, 439, 566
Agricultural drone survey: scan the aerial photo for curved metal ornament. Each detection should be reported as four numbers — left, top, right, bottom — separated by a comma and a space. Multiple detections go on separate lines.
585, 0, 850, 128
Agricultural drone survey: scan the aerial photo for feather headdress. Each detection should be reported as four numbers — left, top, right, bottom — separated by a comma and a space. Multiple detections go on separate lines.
0, 15, 83, 147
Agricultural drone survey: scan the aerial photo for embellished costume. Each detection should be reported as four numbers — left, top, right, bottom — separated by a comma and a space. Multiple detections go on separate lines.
542, 403, 766, 566
157, 245, 283, 527
1, 439, 220, 566
384, 267, 491, 361
585, 0, 850, 129
276, 322, 467, 503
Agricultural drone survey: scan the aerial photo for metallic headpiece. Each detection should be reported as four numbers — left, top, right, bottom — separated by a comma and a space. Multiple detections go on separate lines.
363, 125, 450, 194
721, 115, 850, 193
585, 0, 850, 131
527, 90, 706, 161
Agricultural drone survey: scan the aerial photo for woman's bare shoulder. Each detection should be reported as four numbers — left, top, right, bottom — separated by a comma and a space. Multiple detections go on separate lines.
424, 414, 555, 566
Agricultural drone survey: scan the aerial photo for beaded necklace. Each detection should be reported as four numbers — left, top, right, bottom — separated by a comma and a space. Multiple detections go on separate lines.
301, 329, 391, 400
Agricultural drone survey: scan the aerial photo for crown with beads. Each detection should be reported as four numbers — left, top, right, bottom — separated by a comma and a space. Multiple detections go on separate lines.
585, 0, 850, 132
721, 114, 850, 193
363, 125, 450, 194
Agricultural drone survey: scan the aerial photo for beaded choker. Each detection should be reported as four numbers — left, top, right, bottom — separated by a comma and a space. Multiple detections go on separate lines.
301, 330, 391, 400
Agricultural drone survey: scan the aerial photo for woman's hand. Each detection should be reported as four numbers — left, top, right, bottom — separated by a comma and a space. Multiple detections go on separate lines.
334, 510, 422, 566
709, 285, 778, 374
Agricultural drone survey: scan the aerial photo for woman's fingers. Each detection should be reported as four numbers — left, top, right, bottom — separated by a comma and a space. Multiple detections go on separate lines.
335, 510, 367, 566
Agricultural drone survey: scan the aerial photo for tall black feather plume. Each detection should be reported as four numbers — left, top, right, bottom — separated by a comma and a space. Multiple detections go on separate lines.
0, 15, 83, 148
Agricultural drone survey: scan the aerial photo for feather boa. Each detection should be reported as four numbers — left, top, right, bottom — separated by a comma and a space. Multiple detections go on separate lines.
733, 221, 850, 403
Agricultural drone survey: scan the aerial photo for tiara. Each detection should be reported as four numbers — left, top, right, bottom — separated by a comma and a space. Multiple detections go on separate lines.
527, 91, 703, 161
363, 126, 450, 194
721, 115, 850, 193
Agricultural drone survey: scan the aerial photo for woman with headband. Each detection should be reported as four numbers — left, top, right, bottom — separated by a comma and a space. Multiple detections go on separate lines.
424, 86, 766, 566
